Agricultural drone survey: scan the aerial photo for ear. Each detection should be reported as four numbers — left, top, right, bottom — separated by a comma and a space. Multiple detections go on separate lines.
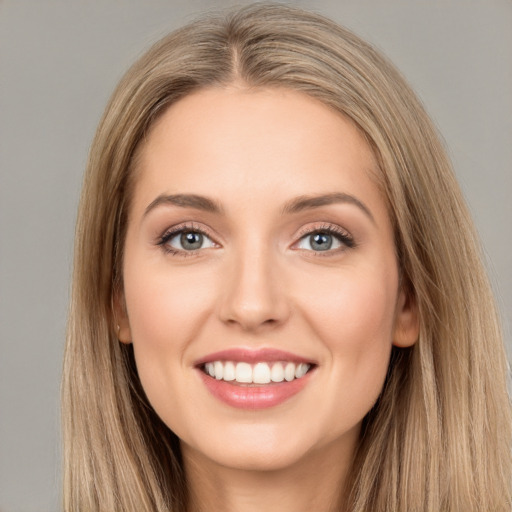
113, 289, 132, 344
392, 287, 419, 348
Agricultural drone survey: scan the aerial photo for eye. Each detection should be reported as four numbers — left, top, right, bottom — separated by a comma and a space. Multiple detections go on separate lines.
159, 226, 216, 254
295, 225, 354, 253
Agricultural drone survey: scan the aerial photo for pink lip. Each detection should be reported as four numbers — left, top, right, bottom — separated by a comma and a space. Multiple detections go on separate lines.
194, 348, 316, 410
194, 348, 315, 366
197, 370, 313, 410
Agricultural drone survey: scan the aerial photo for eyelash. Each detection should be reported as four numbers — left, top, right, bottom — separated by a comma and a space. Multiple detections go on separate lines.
295, 223, 355, 256
157, 222, 355, 257
157, 222, 215, 257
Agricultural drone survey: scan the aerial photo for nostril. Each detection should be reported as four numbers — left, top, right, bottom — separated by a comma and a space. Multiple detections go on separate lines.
217, 263, 291, 330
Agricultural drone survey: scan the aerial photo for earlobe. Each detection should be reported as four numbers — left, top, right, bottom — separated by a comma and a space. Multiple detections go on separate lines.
113, 291, 132, 344
116, 321, 132, 344
393, 288, 420, 348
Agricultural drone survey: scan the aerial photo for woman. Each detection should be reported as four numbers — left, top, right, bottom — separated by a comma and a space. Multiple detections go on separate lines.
62, 3, 512, 511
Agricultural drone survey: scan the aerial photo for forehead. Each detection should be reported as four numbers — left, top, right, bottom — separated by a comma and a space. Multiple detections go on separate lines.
131, 86, 385, 219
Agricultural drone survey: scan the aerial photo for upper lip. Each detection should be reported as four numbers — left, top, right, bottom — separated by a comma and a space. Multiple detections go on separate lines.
194, 348, 317, 367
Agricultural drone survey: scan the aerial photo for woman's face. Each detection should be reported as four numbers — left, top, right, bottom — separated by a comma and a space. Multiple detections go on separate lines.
118, 87, 418, 473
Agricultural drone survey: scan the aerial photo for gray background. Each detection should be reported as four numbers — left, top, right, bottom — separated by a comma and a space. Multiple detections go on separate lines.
1, 1, 510, 511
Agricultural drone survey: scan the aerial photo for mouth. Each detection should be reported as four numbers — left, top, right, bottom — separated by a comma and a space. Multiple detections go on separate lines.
201, 360, 313, 385
195, 348, 316, 409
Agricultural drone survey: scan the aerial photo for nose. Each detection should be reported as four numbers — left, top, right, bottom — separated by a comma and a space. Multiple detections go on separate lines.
218, 244, 290, 332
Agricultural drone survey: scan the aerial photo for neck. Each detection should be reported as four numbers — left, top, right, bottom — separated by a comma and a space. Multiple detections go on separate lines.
182, 438, 355, 512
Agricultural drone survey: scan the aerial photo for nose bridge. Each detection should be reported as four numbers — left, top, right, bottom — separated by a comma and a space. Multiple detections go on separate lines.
219, 235, 288, 330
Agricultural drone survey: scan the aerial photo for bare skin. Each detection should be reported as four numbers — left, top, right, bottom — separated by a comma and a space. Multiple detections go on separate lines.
117, 86, 418, 512
184, 436, 351, 512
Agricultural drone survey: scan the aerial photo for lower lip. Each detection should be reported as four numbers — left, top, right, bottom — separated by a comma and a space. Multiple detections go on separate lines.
198, 370, 312, 410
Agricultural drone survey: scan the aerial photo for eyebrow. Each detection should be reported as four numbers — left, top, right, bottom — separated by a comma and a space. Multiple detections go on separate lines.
144, 193, 224, 217
143, 191, 374, 223
281, 192, 375, 223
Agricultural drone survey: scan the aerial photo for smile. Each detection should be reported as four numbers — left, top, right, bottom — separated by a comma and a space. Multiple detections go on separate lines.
196, 348, 316, 409
203, 361, 311, 384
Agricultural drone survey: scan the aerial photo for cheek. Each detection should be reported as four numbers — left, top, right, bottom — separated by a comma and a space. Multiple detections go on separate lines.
122, 263, 217, 414
125, 264, 214, 348
295, 264, 397, 418
298, 263, 398, 346
122, 271, 217, 447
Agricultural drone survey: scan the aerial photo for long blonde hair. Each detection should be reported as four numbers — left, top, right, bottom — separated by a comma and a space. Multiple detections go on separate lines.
63, 3, 512, 511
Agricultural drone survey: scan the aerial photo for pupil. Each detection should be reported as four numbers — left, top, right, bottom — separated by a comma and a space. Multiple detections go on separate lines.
181, 231, 203, 250
311, 233, 332, 251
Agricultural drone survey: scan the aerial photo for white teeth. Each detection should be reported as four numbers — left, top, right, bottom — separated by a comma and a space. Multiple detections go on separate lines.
206, 362, 215, 377
295, 363, 309, 378
223, 361, 235, 381
284, 362, 295, 382
270, 362, 285, 383
253, 362, 271, 384
214, 361, 223, 380
203, 360, 311, 384
235, 362, 253, 383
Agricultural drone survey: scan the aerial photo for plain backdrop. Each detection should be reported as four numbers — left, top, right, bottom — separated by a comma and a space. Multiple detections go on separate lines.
1, 1, 511, 510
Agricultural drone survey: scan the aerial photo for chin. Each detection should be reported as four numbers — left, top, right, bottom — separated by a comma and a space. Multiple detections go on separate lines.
192, 443, 311, 473
179, 419, 355, 474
